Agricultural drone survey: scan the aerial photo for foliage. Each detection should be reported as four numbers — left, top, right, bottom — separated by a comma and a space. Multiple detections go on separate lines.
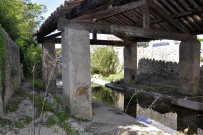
0, 0, 46, 79
102, 73, 124, 83
201, 57, 203, 61
91, 46, 119, 77
0, 24, 6, 104
22, 44, 43, 78
0, 0, 46, 41
197, 37, 203, 42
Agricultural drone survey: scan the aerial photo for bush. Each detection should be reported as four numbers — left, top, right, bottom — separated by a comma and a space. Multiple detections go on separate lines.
91, 46, 119, 77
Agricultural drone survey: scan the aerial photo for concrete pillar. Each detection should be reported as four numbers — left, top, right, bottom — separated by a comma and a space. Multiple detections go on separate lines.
124, 44, 137, 84
62, 27, 92, 119
179, 39, 200, 95
42, 40, 56, 93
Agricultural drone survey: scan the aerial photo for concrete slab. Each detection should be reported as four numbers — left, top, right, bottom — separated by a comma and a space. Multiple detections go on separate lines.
86, 99, 171, 135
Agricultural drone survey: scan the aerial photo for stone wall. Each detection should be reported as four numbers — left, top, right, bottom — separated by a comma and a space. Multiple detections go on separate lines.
137, 58, 203, 86
0, 31, 22, 116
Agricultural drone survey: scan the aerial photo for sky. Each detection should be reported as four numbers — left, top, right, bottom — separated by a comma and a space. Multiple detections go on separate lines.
31, 0, 64, 19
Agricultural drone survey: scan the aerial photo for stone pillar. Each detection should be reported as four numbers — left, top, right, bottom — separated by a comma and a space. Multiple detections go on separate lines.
179, 39, 200, 95
42, 40, 56, 93
124, 44, 137, 84
61, 27, 92, 119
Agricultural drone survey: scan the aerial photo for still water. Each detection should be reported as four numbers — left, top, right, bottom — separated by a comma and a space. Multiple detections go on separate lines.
92, 84, 203, 135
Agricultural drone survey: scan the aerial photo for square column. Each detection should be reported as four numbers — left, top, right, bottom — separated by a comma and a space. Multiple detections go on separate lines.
42, 40, 56, 93
62, 27, 92, 119
179, 39, 200, 95
124, 44, 137, 84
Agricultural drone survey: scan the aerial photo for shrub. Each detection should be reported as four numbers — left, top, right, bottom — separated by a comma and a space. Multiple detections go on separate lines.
91, 46, 119, 77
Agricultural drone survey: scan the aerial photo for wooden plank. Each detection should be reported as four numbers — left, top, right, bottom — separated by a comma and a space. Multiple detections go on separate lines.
58, 19, 195, 41
143, 0, 150, 29
75, 0, 144, 21
66, 0, 108, 19
150, 2, 187, 33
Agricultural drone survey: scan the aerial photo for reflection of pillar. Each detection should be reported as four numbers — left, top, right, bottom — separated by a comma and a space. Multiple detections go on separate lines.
115, 92, 124, 111
42, 40, 56, 93
61, 26, 92, 119
124, 44, 137, 84
179, 39, 200, 95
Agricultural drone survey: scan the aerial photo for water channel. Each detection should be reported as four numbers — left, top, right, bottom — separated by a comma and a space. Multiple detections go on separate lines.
91, 83, 203, 135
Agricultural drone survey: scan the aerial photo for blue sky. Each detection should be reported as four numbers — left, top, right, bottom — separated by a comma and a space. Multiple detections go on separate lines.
31, 0, 64, 19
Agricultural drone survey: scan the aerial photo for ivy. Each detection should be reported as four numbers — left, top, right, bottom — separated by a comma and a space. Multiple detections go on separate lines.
0, 24, 6, 104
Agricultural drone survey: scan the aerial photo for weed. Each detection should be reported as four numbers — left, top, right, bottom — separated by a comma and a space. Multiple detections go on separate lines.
145, 87, 152, 91
15, 87, 25, 96
5, 98, 22, 113
55, 96, 62, 105
0, 117, 12, 127
192, 94, 200, 102
46, 115, 57, 127
23, 77, 43, 89
53, 128, 60, 133
168, 87, 177, 93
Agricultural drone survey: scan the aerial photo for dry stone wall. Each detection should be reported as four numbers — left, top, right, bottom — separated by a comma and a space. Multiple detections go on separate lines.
138, 58, 203, 85
0, 31, 22, 116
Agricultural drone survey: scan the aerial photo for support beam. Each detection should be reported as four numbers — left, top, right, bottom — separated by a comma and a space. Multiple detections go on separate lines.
62, 26, 92, 119
178, 39, 200, 95
143, 0, 150, 29
75, 0, 144, 21
150, 3, 187, 33
42, 40, 56, 93
58, 19, 195, 41
55, 38, 137, 46
124, 43, 137, 84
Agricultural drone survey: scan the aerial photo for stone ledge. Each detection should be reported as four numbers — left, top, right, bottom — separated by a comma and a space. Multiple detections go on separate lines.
176, 99, 203, 112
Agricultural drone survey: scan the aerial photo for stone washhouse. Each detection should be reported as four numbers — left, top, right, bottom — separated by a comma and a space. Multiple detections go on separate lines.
34, 0, 203, 119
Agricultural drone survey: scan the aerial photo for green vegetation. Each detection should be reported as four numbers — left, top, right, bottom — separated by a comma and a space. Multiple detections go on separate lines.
5, 98, 22, 113
0, 25, 6, 104
0, 0, 46, 79
23, 77, 43, 89
102, 73, 124, 83
201, 57, 203, 61
197, 37, 203, 42
91, 46, 119, 77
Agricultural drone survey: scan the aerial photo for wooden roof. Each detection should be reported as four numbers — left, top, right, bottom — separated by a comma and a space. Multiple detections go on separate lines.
35, 0, 203, 42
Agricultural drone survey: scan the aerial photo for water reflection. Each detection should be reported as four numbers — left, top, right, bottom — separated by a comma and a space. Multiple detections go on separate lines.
92, 84, 203, 135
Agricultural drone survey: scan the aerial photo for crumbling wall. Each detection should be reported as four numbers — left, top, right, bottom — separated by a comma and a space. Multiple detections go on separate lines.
0, 30, 22, 115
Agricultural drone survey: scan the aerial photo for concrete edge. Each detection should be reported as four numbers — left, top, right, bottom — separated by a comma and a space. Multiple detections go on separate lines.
176, 98, 203, 111
104, 81, 203, 112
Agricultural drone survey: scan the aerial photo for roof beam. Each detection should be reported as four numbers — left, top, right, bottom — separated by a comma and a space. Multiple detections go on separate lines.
150, 2, 187, 33
75, 0, 144, 21
58, 19, 195, 41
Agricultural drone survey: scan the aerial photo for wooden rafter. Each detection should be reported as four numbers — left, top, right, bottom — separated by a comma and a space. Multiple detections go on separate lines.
66, 0, 108, 19
143, 0, 150, 29
75, 0, 144, 21
150, 2, 187, 33
136, 7, 203, 26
